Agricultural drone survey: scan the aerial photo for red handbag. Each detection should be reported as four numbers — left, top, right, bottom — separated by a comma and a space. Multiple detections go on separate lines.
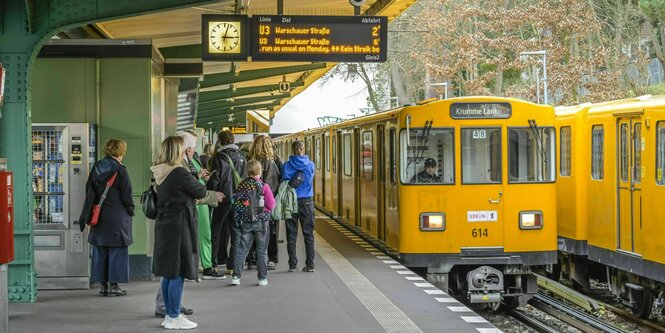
88, 172, 118, 227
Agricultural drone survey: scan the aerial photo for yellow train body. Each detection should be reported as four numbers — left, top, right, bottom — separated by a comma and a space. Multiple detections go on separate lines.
554, 95, 665, 316
275, 96, 557, 305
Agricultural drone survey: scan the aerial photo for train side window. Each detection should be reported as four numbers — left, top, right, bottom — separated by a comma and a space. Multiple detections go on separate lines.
634, 123, 641, 183
592, 125, 604, 180
401, 128, 454, 185
326, 136, 330, 171
390, 128, 396, 184
560, 127, 571, 176
362, 131, 373, 180
508, 127, 555, 183
657, 122, 665, 185
343, 133, 352, 176
620, 123, 628, 182
332, 137, 337, 173
461, 128, 501, 184
315, 137, 321, 170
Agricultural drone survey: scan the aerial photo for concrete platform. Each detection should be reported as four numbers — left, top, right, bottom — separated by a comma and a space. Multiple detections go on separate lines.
9, 213, 500, 333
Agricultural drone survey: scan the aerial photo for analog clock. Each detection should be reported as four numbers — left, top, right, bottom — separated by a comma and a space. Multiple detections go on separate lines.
208, 21, 241, 54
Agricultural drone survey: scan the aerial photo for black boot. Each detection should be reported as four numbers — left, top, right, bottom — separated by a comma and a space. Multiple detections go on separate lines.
99, 282, 109, 297
107, 283, 127, 296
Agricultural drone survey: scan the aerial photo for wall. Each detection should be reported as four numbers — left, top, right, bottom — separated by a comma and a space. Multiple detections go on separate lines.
31, 55, 178, 280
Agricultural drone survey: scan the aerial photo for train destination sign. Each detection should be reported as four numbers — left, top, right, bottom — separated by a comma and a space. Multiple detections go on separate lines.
202, 14, 387, 62
450, 102, 512, 119
251, 15, 387, 62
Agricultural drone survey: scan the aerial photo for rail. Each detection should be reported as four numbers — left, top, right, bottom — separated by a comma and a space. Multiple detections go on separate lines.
530, 292, 627, 333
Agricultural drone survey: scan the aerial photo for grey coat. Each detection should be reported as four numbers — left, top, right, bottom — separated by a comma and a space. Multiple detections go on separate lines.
151, 164, 207, 280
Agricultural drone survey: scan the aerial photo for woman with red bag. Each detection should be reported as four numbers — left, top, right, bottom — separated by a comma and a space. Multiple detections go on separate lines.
80, 138, 134, 297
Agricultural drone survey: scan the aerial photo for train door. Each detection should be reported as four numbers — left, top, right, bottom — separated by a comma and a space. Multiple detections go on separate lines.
337, 132, 344, 217
617, 117, 643, 254
377, 125, 386, 241
459, 127, 504, 247
354, 128, 362, 228
321, 134, 326, 208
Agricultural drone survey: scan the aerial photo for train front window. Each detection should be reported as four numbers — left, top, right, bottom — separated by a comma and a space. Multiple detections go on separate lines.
508, 127, 555, 183
462, 128, 502, 184
400, 128, 454, 184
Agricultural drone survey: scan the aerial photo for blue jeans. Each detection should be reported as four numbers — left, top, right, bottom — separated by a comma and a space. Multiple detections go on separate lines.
161, 277, 184, 319
233, 221, 269, 280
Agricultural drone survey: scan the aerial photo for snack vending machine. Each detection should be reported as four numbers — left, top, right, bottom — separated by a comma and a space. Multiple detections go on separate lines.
32, 123, 96, 289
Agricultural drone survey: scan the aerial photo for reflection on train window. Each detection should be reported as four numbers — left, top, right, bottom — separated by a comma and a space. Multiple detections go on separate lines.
634, 123, 641, 183
343, 133, 352, 176
620, 123, 628, 182
315, 137, 321, 170
657, 122, 665, 185
390, 129, 396, 184
325, 136, 330, 171
508, 127, 555, 183
362, 131, 373, 180
400, 128, 454, 184
592, 125, 604, 180
560, 127, 571, 176
462, 128, 501, 184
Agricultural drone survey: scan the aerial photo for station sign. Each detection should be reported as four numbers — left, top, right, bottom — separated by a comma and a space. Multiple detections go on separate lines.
201, 14, 387, 63
450, 102, 512, 119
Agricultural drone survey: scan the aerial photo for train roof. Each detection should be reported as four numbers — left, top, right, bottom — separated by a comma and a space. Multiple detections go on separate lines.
587, 95, 665, 115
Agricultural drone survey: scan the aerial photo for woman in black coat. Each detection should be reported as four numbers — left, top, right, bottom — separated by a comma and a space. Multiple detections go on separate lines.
150, 136, 223, 330
80, 138, 134, 297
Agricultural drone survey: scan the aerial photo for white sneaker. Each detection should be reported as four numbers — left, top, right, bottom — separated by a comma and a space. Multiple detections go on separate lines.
231, 276, 240, 286
164, 314, 197, 330
258, 279, 268, 286
161, 316, 169, 327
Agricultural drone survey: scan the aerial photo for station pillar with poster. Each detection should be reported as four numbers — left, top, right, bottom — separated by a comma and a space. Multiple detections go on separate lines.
0, 158, 14, 332
31, 123, 96, 289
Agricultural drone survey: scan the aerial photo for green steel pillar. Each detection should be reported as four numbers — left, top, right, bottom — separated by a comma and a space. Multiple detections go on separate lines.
0, 0, 217, 303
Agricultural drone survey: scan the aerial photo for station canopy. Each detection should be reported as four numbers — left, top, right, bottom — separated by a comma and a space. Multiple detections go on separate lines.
58, 0, 416, 129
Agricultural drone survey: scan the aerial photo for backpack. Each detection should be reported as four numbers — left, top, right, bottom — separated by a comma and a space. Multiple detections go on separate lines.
222, 153, 243, 189
232, 177, 266, 225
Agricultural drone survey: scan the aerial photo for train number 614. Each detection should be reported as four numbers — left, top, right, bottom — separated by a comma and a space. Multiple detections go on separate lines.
472, 228, 489, 238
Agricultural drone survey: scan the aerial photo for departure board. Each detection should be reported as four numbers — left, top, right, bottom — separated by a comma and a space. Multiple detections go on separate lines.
250, 15, 387, 62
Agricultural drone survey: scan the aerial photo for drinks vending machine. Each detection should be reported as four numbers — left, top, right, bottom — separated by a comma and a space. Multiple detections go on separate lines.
32, 123, 96, 289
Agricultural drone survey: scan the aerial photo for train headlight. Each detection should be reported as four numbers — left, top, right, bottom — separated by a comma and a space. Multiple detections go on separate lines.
519, 211, 543, 229
420, 213, 445, 231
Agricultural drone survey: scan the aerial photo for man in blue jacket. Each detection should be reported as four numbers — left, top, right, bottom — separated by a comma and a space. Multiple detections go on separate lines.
281, 140, 316, 272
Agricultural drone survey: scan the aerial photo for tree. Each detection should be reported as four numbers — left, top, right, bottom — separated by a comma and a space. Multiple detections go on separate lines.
640, 0, 665, 79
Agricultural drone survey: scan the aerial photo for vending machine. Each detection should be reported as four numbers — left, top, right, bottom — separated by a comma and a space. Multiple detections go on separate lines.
32, 123, 96, 289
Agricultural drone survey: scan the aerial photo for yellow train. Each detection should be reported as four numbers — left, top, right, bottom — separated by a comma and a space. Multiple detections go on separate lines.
554, 95, 665, 317
275, 96, 558, 308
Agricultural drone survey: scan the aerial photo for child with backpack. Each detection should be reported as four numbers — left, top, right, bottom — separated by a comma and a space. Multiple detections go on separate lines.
230, 160, 275, 286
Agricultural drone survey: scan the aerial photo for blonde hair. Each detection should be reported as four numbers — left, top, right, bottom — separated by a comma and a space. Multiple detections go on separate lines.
103, 138, 127, 158
246, 159, 263, 177
248, 135, 274, 161
154, 136, 184, 166
203, 143, 215, 156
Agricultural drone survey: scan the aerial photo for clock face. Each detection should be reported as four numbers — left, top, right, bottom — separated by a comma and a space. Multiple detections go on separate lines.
209, 22, 241, 54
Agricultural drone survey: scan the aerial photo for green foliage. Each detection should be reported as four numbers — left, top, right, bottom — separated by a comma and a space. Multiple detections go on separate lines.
640, 0, 665, 23
647, 82, 665, 94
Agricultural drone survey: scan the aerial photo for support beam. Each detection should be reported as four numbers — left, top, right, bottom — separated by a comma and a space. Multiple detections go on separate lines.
196, 101, 282, 121
199, 80, 304, 103
159, 44, 201, 59
25, 0, 34, 33
198, 93, 290, 112
200, 62, 326, 89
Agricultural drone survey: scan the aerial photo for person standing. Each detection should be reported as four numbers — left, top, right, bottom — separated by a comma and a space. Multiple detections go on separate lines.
207, 130, 246, 275
281, 140, 316, 273
199, 143, 215, 171
180, 132, 224, 279
248, 135, 282, 269
151, 136, 223, 330
230, 160, 275, 286
79, 138, 134, 296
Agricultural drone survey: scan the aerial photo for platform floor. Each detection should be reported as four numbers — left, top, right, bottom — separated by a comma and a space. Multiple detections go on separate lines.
9, 213, 500, 333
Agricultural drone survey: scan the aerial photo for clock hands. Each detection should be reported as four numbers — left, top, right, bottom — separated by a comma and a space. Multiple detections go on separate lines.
222, 24, 230, 41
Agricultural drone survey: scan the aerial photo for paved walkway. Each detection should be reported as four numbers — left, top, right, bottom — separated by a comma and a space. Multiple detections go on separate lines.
9, 214, 500, 333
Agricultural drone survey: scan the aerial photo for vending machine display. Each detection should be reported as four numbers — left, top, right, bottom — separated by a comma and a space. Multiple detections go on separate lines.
32, 124, 95, 289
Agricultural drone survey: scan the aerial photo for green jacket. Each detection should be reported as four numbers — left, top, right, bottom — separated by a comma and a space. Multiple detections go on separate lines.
272, 180, 298, 220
